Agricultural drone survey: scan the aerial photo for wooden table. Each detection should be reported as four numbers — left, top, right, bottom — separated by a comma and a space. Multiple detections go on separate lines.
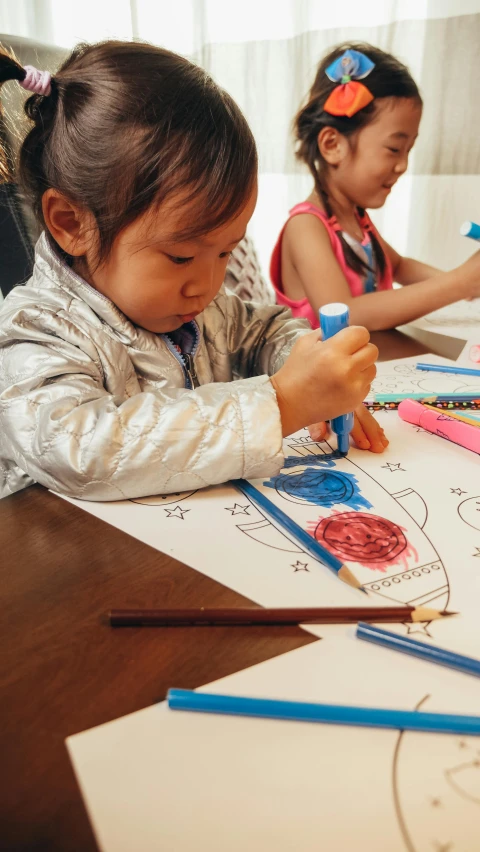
0, 330, 455, 851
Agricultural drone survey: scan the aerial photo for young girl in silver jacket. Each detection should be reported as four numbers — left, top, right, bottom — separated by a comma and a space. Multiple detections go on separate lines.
0, 40, 386, 502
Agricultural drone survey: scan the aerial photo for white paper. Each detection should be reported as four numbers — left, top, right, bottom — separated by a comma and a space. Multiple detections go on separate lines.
67, 634, 480, 852
410, 300, 480, 341
60, 354, 480, 656
65, 354, 480, 850
368, 353, 480, 399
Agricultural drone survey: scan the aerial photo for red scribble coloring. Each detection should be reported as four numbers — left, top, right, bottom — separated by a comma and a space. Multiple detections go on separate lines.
308, 511, 417, 572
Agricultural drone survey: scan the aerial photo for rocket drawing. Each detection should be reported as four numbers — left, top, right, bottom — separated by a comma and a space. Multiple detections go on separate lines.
236, 436, 449, 611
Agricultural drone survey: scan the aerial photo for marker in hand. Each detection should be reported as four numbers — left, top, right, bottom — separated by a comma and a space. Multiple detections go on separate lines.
319, 303, 354, 455
460, 221, 480, 242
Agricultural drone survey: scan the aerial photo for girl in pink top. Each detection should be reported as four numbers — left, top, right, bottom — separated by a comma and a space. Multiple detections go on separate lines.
272, 44, 480, 331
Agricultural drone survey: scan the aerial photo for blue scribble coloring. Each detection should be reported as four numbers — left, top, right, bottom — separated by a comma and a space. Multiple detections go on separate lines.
282, 454, 339, 469
264, 458, 372, 509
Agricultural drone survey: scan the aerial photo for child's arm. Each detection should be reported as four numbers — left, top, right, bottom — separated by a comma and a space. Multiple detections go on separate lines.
382, 239, 440, 285
284, 215, 480, 332
0, 335, 286, 501
218, 291, 388, 454
0, 293, 376, 500
208, 287, 311, 378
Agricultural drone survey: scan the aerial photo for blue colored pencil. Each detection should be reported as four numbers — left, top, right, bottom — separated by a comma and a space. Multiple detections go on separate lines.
416, 363, 480, 378
167, 688, 480, 735
357, 622, 480, 678
375, 392, 480, 403
232, 478, 363, 591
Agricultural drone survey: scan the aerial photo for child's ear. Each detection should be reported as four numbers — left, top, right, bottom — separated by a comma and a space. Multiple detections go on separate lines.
317, 127, 348, 166
42, 189, 97, 256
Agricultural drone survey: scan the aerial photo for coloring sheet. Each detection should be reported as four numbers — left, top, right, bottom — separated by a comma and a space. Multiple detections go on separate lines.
60, 355, 480, 656
367, 353, 480, 401
67, 633, 480, 852
410, 299, 480, 341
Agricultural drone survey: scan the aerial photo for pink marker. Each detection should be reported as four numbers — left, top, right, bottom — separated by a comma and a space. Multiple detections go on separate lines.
398, 399, 480, 455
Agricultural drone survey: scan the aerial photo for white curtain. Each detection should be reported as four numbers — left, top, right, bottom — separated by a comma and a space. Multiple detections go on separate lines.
2, 0, 480, 278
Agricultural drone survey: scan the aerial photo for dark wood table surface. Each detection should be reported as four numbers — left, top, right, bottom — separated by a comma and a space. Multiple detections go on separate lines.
0, 330, 459, 851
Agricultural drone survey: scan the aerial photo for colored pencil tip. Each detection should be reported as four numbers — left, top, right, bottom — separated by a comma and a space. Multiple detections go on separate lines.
338, 565, 366, 592
412, 606, 459, 622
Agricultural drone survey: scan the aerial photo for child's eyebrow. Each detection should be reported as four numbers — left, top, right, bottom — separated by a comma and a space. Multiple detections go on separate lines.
388, 132, 409, 139
149, 232, 246, 251
195, 232, 246, 248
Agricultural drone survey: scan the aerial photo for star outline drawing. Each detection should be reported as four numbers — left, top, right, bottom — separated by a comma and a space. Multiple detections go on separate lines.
292, 561, 310, 572
224, 503, 251, 516
382, 462, 406, 473
164, 505, 190, 520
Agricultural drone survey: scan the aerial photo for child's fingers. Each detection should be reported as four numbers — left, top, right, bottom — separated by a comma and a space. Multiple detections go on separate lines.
351, 406, 389, 454
350, 415, 372, 451
308, 421, 329, 441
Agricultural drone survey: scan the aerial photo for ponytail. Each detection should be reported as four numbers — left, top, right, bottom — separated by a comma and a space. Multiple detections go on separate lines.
0, 46, 53, 182
0, 47, 24, 180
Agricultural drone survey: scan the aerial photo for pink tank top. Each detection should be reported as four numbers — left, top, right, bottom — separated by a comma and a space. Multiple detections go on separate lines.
270, 202, 393, 329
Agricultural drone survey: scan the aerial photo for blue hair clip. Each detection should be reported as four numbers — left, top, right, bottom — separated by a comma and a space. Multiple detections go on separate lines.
326, 49, 375, 84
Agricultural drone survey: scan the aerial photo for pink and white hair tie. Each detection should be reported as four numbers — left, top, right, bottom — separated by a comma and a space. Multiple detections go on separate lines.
20, 65, 52, 96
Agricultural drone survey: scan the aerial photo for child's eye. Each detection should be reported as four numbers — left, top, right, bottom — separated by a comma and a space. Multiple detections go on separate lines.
167, 254, 194, 265
387, 147, 400, 154
219, 251, 233, 259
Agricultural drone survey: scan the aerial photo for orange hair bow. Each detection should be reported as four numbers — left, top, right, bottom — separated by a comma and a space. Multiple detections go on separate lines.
324, 49, 375, 118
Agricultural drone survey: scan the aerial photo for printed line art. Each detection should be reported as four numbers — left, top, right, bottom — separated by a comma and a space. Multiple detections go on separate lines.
236, 435, 450, 613
371, 360, 480, 396
458, 497, 480, 533
130, 489, 198, 506
393, 695, 480, 851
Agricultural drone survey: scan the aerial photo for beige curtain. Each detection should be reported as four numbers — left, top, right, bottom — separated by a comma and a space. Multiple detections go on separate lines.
2, 0, 479, 278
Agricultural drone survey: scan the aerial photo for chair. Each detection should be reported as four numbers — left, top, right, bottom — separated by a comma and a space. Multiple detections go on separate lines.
0, 35, 67, 299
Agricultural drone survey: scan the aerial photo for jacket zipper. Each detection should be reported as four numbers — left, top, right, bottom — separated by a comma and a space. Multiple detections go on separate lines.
161, 321, 200, 390
184, 353, 199, 389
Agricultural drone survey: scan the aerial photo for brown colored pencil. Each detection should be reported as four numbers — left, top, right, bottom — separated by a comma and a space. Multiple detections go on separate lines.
108, 606, 455, 627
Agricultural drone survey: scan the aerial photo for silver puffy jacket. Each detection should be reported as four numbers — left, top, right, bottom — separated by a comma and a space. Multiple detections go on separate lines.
0, 234, 309, 501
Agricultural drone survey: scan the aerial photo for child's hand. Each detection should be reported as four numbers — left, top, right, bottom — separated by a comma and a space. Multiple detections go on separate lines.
308, 406, 389, 453
350, 405, 389, 452
271, 327, 377, 437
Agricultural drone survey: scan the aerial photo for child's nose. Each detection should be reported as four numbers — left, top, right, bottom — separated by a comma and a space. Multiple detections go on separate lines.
182, 263, 221, 300
394, 154, 409, 175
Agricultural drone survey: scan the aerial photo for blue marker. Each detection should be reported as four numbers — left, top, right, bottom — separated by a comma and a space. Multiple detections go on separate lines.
167, 688, 480, 736
416, 362, 480, 378
460, 221, 480, 242
319, 303, 354, 455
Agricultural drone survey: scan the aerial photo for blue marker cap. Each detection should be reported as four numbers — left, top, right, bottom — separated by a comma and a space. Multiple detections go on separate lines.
319, 303, 354, 455
460, 221, 480, 242
319, 302, 350, 339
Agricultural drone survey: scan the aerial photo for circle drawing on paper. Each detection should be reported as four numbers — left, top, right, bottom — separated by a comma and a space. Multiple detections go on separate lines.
458, 497, 480, 533
131, 490, 198, 506
275, 469, 354, 505
416, 377, 469, 393
314, 512, 407, 563
424, 300, 480, 328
